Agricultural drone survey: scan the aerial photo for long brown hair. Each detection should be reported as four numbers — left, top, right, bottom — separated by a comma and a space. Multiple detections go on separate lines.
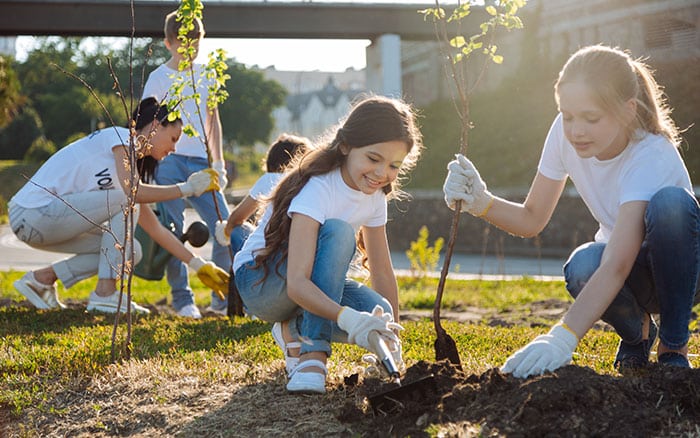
253, 95, 423, 278
555, 45, 681, 147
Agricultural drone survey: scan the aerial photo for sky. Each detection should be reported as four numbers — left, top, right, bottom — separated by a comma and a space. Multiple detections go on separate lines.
14, 35, 371, 72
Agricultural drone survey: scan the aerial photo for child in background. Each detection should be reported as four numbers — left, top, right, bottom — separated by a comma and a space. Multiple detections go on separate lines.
214, 133, 311, 260
10, 97, 228, 313
142, 9, 231, 319
444, 45, 697, 377
232, 95, 423, 393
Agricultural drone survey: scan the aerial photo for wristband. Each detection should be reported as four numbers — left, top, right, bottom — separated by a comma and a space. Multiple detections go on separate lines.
477, 197, 495, 217
559, 321, 580, 341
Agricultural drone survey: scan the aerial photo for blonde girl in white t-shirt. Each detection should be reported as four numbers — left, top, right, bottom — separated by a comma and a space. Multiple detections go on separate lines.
10, 97, 227, 314
444, 45, 697, 377
232, 96, 424, 394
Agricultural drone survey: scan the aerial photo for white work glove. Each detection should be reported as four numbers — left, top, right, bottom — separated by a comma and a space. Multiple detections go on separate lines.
187, 256, 229, 301
501, 322, 579, 378
443, 153, 494, 217
337, 305, 402, 354
213, 160, 228, 189
177, 168, 221, 197
214, 220, 230, 246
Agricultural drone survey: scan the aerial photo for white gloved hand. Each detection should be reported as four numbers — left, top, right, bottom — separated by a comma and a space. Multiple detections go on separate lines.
443, 153, 494, 216
213, 160, 228, 189
337, 305, 402, 353
501, 322, 579, 378
177, 168, 220, 197
214, 220, 230, 246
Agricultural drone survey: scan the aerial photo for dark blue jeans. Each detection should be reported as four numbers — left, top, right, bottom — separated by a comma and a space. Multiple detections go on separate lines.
564, 187, 700, 350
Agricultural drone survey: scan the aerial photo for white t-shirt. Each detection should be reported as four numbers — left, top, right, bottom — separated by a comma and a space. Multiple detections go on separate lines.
142, 63, 213, 158
249, 172, 283, 201
233, 167, 388, 272
11, 127, 130, 209
538, 114, 692, 242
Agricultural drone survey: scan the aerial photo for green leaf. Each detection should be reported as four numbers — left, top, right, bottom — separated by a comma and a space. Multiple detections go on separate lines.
485, 5, 498, 16
448, 4, 471, 22
492, 55, 504, 64
449, 36, 467, 48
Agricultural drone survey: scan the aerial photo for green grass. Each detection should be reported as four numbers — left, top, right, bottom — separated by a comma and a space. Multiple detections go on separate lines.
1, 271, 699, 421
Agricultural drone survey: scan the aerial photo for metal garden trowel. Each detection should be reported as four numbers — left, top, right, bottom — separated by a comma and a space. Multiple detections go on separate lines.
366, 331, 437, 414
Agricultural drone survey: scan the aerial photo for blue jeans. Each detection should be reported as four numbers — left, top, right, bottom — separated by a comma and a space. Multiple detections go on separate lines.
155, 154, 231, 311
564, 187, 700, 350
234, 219, 392, 357
230, 222, 254, 255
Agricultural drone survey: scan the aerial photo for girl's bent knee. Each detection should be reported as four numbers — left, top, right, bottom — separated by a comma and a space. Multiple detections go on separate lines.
319, 219, 355, 254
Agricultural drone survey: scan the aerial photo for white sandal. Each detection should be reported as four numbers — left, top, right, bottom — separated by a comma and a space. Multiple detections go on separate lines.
286, 359, 327, 394
271, 322, 301, 375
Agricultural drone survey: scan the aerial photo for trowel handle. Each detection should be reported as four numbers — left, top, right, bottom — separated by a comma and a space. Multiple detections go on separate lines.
368, 331, 400, 381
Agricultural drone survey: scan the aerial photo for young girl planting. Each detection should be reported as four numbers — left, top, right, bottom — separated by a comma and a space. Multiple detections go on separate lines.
233, 95, 423, 393
444, 45, 697, 377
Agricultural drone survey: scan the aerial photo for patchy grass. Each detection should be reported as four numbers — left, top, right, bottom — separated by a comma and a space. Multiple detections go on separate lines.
1, 272, 699, 436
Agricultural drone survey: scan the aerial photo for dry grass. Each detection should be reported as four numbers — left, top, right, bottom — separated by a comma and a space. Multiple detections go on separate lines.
10, 357, 370, 437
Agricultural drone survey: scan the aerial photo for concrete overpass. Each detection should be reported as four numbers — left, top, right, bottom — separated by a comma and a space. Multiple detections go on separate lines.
0, 0, 481, 40
0, 0, 484, 97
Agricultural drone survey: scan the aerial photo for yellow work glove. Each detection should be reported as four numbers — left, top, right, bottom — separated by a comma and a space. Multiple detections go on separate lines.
177, 168, 221, 197
187, 256, 229, 300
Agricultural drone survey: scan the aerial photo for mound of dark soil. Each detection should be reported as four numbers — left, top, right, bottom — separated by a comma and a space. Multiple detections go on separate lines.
340, 360, 700, 436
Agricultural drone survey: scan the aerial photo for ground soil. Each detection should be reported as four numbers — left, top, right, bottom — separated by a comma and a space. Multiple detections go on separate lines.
341, 360, 700, 437
3, 297, 700, 436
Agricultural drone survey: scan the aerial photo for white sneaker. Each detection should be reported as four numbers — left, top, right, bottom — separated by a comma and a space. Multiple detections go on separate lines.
14, 271, 66, 309
286, 359, 327, 394
177, 303, 202, 319
86, 291, 150, 314
204, 305, 227, 316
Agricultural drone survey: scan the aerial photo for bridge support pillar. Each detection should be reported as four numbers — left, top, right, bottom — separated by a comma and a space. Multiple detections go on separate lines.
366, 34, 402, 98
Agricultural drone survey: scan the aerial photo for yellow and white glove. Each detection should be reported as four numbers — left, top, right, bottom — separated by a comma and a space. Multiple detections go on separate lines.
214, 220, 230, 246
187, 256, 229, 301
443, 153, 494, 217
501, 322, 579, 378
177, 168, 221, 198
337, 305, 402, 354
213, 160, 228, 189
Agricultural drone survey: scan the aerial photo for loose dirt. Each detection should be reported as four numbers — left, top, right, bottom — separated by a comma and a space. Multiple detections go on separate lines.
341, 360, 700, 437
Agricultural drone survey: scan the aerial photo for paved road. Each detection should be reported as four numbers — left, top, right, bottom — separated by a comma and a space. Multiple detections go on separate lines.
0, 209, 565, 280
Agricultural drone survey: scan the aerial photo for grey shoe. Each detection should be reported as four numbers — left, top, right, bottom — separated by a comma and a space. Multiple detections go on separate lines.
658, 352, 691, 368
86, 291, 150, 314
14, 271, 65, 309
614, 318, 658, 371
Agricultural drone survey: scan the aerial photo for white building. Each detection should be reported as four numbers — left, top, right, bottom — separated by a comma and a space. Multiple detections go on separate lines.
261, 68, 367, 142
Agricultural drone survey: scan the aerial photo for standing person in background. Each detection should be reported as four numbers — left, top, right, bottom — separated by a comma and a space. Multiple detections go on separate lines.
233, 96, 424, 393
10, 97, 228, 313
443, 45, 697, 377
143, 9, 231, 319
212, 134, 311, 314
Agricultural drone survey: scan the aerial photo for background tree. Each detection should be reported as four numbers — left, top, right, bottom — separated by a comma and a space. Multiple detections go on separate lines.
218, 61, 287, 148
0, 55, 23, 129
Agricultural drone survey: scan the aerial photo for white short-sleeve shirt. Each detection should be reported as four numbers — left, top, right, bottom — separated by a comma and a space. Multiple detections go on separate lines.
142, 63, 213, 159
11, 127, 130, 209
538, 114, 692, 242
233, 167, 387, 272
